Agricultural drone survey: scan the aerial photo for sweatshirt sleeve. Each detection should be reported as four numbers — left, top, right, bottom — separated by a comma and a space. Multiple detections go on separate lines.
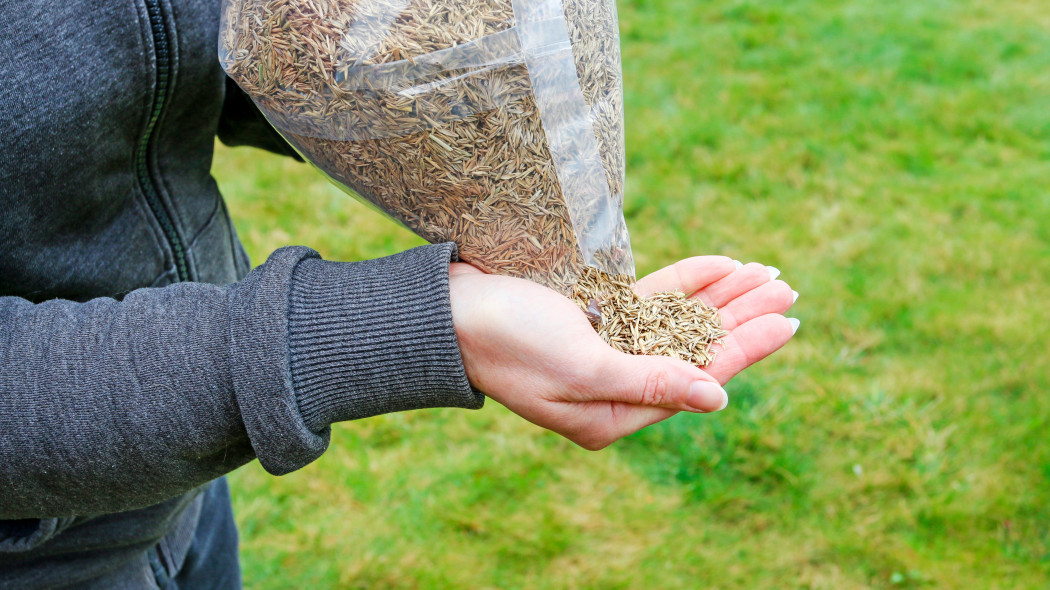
0, 244, 481, 520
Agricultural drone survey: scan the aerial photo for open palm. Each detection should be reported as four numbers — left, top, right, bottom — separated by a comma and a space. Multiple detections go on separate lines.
449, 256, 797, 449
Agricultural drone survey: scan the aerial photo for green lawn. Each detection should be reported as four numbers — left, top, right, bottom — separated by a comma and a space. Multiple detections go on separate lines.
211, 0, 1050, 587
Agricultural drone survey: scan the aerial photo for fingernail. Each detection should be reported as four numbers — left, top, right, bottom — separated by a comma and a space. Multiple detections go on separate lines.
687, 381, 729, 413
733, 259, 743, 269
766, 266, 781, 280
788, 318, 800, 335
792, 290, 799, 303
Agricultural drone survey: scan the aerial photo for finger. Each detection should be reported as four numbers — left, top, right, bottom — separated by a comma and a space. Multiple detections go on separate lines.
703, 313, 797, 385
576, 351, 729, 414
695, 262, 777, 308
717, 279, 797, 331
572, 404, 679, 451
634, 256, 736, 298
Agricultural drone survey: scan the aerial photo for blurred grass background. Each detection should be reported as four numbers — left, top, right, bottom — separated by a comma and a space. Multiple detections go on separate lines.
211, 0, 1050, 587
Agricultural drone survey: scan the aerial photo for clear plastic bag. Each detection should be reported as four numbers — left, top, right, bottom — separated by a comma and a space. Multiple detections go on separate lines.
220, 0, 634, 295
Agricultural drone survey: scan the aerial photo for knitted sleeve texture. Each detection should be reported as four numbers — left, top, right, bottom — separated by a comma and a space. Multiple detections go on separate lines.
0, 244, 480, 519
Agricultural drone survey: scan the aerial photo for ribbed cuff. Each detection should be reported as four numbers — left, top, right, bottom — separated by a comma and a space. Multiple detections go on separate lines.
228, 244, 480, 476
288, 243, 481, 432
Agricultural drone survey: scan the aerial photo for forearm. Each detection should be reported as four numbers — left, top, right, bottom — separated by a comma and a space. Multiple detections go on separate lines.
0, 244, 480, 519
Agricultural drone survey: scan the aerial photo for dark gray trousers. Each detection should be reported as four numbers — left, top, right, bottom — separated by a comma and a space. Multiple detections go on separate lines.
149, 478, 241, 590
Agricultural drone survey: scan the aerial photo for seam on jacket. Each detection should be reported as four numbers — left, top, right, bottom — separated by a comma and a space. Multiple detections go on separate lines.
185, 193, 223, 251
284, 255, 309, 425
148, 267, 179, 289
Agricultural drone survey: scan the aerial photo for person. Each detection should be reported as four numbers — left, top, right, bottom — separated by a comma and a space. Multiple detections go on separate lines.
0, 1, 798, 588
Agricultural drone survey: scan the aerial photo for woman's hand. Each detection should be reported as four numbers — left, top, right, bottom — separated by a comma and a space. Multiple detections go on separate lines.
448, 257, 797, 450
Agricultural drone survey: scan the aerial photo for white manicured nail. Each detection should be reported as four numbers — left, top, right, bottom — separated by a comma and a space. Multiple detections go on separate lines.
792, 290, 799, 303
788, 318, 800, 335
733, 259, 743, 269
767, 266, 781, 280
687, 381, 729, 413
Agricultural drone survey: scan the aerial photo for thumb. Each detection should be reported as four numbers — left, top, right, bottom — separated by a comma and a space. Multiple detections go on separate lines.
584, 352, 729, 414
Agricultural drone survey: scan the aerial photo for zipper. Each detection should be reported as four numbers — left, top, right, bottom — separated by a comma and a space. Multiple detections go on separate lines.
138, 0, 190, 282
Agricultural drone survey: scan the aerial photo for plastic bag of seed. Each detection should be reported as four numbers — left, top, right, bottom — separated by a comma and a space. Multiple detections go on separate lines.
220, 0, 730, 367
219, 0, 634, 296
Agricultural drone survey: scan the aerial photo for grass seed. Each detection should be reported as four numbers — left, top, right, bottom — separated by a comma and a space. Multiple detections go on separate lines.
572, 266, 729, 367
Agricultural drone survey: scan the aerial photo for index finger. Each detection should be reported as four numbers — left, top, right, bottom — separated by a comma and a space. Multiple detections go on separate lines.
702, 313, 796, 385
634, 256, 736, 298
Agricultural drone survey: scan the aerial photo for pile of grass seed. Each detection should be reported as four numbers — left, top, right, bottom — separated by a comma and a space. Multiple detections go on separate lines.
572, 266, 728, 367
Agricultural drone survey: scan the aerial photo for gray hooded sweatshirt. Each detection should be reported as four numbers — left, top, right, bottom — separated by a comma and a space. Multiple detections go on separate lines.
0, 0, 483, 587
